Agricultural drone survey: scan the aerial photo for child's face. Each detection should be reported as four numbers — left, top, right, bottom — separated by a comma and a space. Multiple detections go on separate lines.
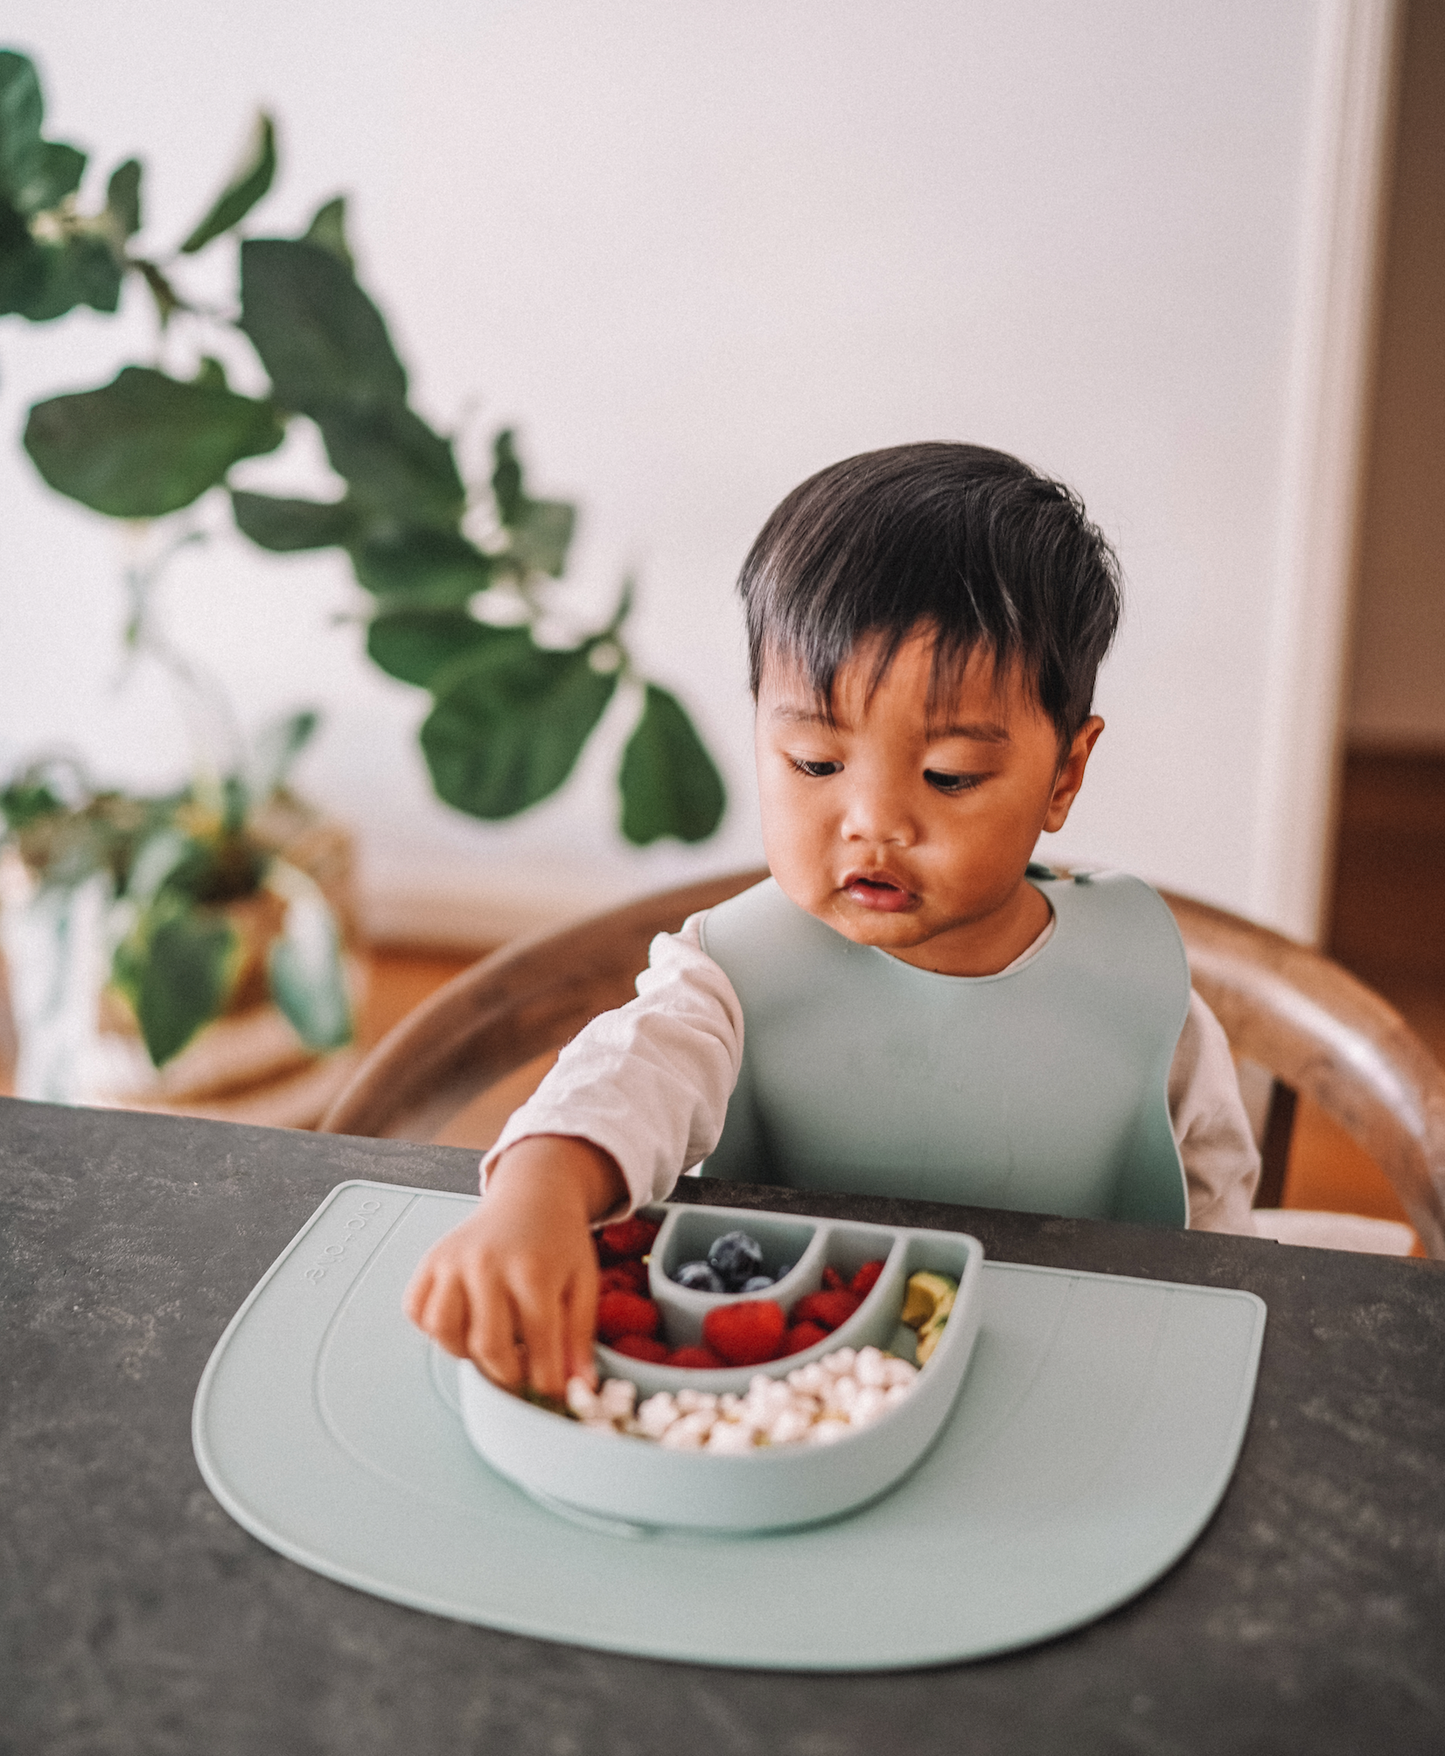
755, 628, 1103, 976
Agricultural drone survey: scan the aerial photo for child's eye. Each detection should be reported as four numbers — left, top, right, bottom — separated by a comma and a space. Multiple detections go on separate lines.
790, 758, 842, 778
924, 770, 983, 795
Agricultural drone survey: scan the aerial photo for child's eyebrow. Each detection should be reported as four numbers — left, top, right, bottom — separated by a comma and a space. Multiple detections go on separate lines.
770, 703, 1012, 744
926, 720, 1012, 744
770, 705, 836, 727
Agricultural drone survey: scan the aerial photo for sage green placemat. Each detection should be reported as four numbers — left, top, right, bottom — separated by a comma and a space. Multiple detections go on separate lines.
193, 1182, 1265, 1671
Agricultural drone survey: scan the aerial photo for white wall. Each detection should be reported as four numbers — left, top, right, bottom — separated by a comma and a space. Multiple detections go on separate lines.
0, 1, 1393, 942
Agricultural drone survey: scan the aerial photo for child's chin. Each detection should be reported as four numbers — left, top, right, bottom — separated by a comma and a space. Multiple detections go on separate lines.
825, 901, 927, 946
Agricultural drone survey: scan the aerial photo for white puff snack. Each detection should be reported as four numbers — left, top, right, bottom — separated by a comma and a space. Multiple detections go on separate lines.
564, 1344, 921, 1452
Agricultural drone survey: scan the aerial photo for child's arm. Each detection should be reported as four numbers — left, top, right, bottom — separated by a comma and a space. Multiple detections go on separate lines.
482, 913, 744, 1213
1170, 993, 1262, 1232
405, 912, 745, 1395
403, 1134, 626, 1397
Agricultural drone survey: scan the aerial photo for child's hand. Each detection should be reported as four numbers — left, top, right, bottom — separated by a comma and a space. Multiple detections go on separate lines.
402, 1135, 626, 1398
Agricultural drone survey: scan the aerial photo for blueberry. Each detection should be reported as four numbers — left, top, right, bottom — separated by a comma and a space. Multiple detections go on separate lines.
673, 1260, 724, 1292
774, 1263, 794, 1282
707, 1230, 765, 1290
741, 1275, 775, 1293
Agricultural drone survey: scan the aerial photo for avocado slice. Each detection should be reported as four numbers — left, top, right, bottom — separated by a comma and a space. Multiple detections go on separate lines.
915, 1313, 949, 1364
899, 1270, 958, 1331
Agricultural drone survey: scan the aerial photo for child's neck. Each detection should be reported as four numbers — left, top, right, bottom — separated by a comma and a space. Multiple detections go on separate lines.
882, 878, 1052, 978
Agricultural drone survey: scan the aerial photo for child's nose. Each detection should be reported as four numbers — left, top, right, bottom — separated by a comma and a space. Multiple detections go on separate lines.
840, 779, 915, 846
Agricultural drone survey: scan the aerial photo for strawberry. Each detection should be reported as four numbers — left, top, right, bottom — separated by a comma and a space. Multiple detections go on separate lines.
702, 1299, 787, 1366
779, 1321, 828, 1356
597, 1216, 661, 1264
790, 1289, 862, 1332
667, 1345, 726, 1370
850, 1260, 886, 1299
599, 1261, 648, 1295
821, 1266, 846, 1291
596, 1291, 661, 1342
609, 1334, 669, 1363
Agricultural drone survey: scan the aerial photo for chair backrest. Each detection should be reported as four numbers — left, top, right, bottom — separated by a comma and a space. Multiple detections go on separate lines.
322, 871, 768, 1146
320, 870, 1445, 1258
1158, 890, 1445, 1255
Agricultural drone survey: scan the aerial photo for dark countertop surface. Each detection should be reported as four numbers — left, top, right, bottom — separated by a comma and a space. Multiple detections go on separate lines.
2, 1094, 1443, 1755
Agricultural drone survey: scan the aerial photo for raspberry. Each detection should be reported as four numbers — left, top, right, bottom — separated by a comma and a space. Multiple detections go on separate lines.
790, 1289, 862, 1332
822, 1266, 846, 1292
702, 1299, 787, 1366
779, 1321, 829, 1356
609, 1334, 669, 1363
597, 1216, 661, 1264
850, 1260, 886, 1299
667, 1345, 726, 1370
599, 1261, 648, 1295
596, 1291, 661, 1342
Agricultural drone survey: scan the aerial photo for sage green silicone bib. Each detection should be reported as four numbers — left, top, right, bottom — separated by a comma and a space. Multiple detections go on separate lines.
700, 870, 1190, 1226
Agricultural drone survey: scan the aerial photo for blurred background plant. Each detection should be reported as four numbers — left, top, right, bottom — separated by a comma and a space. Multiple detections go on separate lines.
0, 728, 351, 1083
0, 45, 725, 1088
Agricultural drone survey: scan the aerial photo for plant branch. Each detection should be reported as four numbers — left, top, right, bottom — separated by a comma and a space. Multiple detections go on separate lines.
120, 523, 247, 815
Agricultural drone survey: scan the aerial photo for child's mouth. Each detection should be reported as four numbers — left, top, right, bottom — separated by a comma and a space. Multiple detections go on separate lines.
842, 874, 916, 913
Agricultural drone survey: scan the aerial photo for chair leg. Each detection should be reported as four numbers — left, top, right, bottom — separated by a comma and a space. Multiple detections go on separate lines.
1255, 1079, 1297, 1208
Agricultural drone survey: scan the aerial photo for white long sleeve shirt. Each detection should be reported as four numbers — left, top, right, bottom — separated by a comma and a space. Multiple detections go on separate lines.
482, 911, 1262, 1235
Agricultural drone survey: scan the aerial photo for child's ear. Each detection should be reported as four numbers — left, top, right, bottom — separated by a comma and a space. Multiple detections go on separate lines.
1043, 717, 1104, 833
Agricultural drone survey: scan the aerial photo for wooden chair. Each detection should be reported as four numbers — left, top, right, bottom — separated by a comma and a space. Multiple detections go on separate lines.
320, 870, 1445, 1259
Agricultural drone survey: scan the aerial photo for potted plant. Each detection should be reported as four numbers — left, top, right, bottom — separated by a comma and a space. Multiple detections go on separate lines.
0, 733, 356, 1115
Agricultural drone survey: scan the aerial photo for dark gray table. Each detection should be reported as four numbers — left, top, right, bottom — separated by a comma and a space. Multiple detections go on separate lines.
3, 1095, 1443, 1756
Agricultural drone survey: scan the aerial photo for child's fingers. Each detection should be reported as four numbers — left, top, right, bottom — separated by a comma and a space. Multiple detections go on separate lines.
563, 1281, 599, 1389
511, 1274, 570, 1399
465, 1273, 524, 1389
401, 1259, 436, 1326
418, 1273, 471, 1358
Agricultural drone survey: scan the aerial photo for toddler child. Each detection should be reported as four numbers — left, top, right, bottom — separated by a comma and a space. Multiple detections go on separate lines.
405, 443, 1260, 1396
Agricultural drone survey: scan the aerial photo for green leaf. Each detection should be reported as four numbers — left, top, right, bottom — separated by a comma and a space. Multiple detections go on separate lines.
179, 111, 276, 254
350, 524, 490, 604
421, 638, 617, 818
0, 196, 42, 315
0, 51, 44, 207
319, 401, 464, 524
303, 194, 352, 270
240, 236, 406, 414
248, 709, 319, 801
0, 222, 122, 321
489, 430, 574, 575
111, 896, 242, 1066
491, 428, 524, 525
366, 610, 524, 688
508, 497, 575, 577
618, 684, 726, 845
122, 827, 193, 905
0, 775, 65, 832
20, 138, 85, 214
24, 364, 286, 517
106, 157, 142, 238
266, 864, 352, 1051
231, 489, 357, 551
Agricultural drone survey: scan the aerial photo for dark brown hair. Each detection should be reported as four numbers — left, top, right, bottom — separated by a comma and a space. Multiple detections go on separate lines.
738, 442, 1121, 742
